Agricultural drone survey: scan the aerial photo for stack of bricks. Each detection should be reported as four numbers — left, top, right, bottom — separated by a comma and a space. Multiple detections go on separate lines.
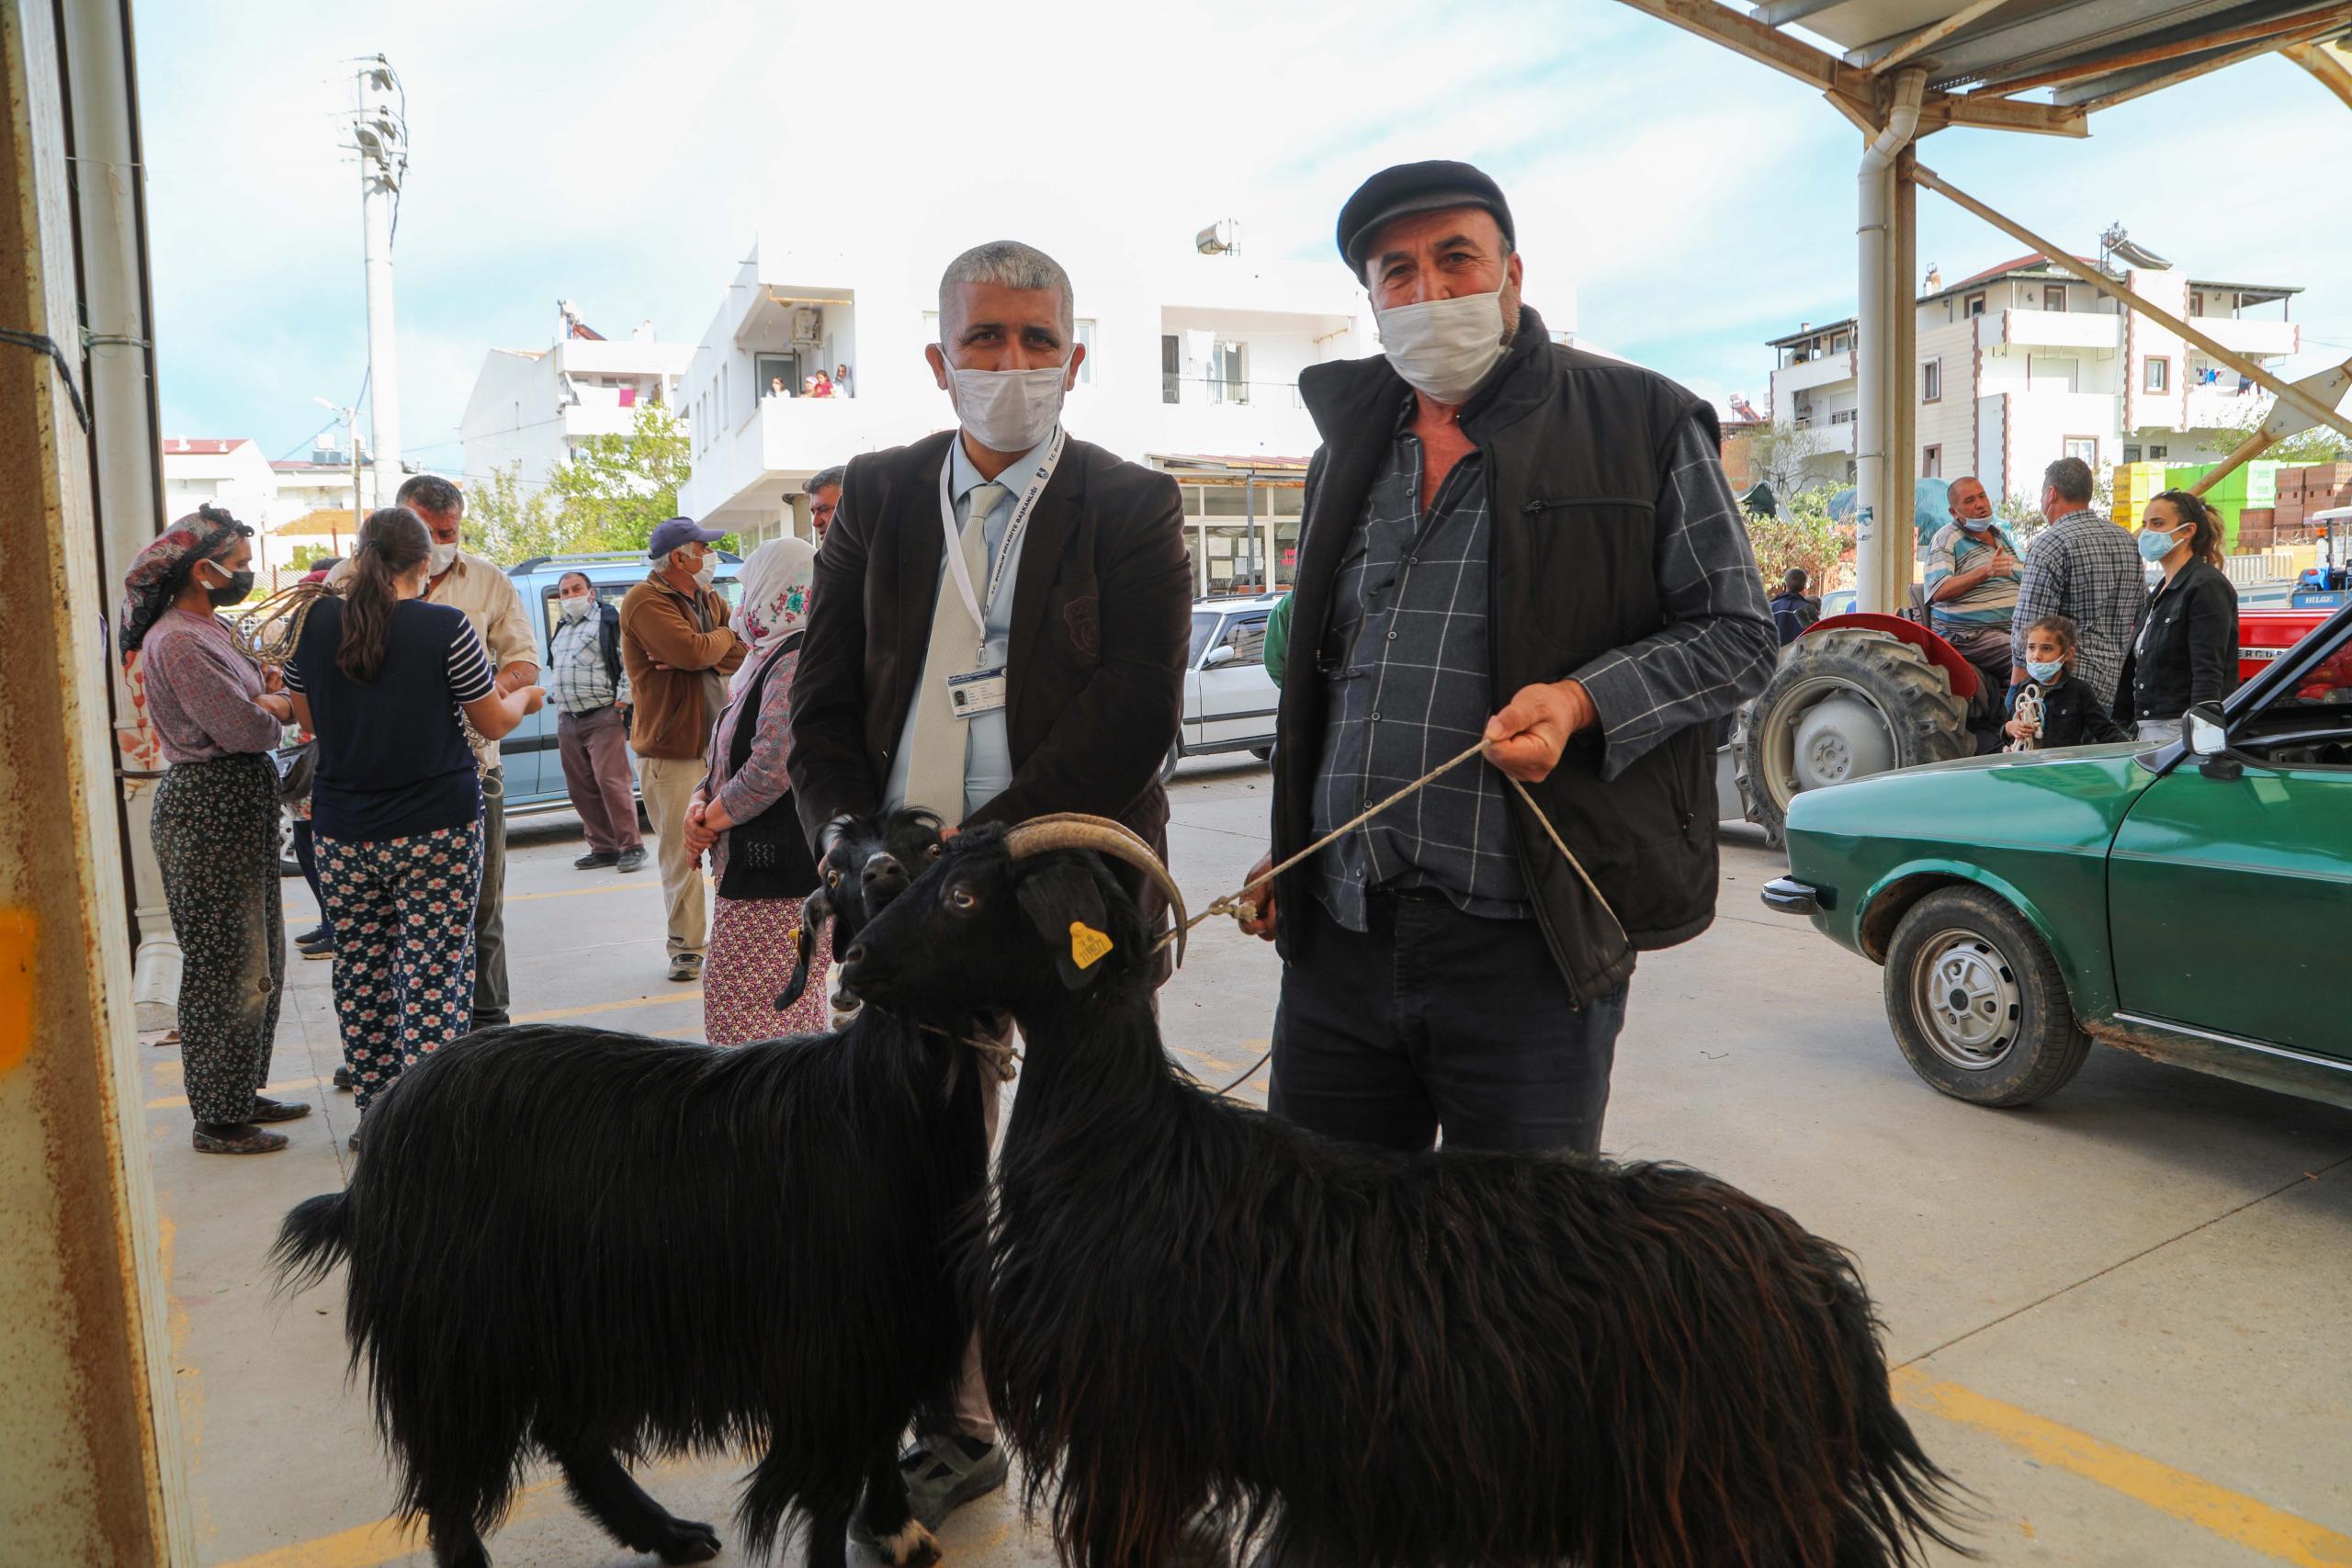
2273, 463, 2352, 533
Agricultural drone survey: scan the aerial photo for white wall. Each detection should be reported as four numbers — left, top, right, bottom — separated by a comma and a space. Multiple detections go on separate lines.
160, 441, 275, 525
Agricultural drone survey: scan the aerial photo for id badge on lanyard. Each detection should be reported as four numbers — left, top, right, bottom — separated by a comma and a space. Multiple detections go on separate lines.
937, 427, 1065, 720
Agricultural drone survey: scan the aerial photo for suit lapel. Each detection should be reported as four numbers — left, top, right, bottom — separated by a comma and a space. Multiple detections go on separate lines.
890, 434, 956, 724
1005, 444, 1083, 717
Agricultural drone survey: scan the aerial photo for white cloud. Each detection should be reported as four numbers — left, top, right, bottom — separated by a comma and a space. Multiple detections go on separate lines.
141, 0, 2352, 459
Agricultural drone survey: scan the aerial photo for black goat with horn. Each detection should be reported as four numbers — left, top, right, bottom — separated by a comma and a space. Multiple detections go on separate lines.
274, 809, 987, 1568
842, 816, 1966, 1568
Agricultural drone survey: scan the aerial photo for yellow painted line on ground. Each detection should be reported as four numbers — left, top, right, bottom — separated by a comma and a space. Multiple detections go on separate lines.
147, 1074, 324, 1112
1892, 1368, 2352, 1566
510, 990, 701, 1024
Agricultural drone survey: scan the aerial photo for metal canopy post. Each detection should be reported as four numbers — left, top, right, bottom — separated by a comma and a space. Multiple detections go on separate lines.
1853, 68, 1924, 615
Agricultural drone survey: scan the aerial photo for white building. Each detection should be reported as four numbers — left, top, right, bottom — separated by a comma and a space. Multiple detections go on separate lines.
673, 221, 1446, 594
459, 302, 692, 490
1767, 254, 2301, 500
269, 442, 361, 524
160, 437, 277, 523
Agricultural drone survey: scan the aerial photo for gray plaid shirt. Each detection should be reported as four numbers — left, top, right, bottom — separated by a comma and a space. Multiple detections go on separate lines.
2009, 508, 2145, 709
1310, 400, 1773, 933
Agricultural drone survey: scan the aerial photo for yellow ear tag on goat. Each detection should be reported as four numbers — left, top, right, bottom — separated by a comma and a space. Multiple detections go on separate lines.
1069, 921, 1114, 970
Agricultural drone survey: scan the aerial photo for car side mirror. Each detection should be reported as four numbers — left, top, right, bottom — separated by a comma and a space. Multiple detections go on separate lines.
1201, 645, 1238, 671
2184, 704, 2228, 758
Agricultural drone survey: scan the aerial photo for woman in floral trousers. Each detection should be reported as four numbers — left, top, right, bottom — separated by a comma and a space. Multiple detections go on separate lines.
287, 509, 544, 1137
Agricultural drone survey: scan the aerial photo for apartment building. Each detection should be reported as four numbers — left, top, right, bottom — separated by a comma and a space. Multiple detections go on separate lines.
459, 301, 692, 489
1768, 254, 2300, 500
672, 221, 1424, 595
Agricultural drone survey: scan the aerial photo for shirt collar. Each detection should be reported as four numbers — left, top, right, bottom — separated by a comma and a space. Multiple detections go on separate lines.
948, 427, 1058, 505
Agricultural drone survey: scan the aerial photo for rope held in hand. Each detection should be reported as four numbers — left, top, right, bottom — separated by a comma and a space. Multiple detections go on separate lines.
1153, 739, 1628, 1098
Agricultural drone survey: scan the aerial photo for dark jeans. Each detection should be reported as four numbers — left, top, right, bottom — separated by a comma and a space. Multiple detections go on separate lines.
1270, 889, 1629, 1157
292, 817, 322, 910
472, 766, 509, 1029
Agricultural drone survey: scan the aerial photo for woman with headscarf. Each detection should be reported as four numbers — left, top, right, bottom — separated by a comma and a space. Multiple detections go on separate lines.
120, 505, 309, 1154
284, 508, 545, 1138
684, 536, 827, 1043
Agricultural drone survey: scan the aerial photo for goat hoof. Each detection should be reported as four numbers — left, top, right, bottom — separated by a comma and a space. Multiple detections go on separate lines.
656, 1520, 721, 1564
878, 1518, 942, 1568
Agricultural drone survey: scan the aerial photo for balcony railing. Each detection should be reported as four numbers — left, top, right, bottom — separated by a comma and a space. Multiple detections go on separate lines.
1160, 377, 1304, 409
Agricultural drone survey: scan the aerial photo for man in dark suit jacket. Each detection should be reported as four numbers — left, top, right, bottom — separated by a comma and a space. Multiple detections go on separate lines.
786, 239, 1191, 1535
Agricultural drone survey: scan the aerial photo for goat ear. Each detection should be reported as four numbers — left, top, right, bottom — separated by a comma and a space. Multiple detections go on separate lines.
1015, 861, 1114, 990
775, 891, 831, 1012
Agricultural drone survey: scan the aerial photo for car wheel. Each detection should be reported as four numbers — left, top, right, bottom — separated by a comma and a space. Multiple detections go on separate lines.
1250, 745, 1273, 762
1733, 628, 1972, 847
1883, 886, 2091, 1107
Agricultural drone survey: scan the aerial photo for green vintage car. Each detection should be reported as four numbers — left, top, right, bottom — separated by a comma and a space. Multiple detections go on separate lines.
1765, 602, 2352, 1110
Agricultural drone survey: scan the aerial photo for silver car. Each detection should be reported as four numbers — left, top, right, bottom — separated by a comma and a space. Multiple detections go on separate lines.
1167, 592, 1284, 775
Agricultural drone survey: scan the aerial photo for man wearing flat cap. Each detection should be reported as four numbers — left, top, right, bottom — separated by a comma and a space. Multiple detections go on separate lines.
1241, 159, 1776, 1157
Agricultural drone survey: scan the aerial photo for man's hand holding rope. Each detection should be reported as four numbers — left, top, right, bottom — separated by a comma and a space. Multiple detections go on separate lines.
1235, 678, 1597, 942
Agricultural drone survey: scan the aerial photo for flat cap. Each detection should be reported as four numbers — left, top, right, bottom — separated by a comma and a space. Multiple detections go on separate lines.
1336, 160, 1515, 278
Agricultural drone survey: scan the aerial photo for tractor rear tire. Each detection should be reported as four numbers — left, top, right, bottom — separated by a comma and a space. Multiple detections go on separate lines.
1733, 627, 1970, 847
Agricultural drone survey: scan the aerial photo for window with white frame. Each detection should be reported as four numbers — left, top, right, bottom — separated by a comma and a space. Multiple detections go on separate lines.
1922, 358, 1941, 402
1964, 293, 1986, 318
1923, 444, 1942, 478
2144, 356, 2170, 393
2043, 285, 2066, 312
2064, 436, 2098, 467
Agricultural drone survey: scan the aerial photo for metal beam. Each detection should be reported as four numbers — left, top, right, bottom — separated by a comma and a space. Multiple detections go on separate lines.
1981, 3, 2351, 96
1753, 0, 1849, 25
1611, 0, 1870, 95
2064, 15, 2349, 106
1911, 163, 2352, 444
1917, 91, 2091, 134
1865, 0, 2022, 73
2284, 36, 2352, 104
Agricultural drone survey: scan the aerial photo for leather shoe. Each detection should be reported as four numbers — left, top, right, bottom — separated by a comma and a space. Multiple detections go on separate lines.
616, 846, 648, 873
250, 1097, 312, 1123
575, 850, 619, 870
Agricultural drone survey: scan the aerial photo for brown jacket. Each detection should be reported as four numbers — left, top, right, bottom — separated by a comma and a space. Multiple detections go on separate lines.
788, 430, 1191, 921
619, 570, 746, 759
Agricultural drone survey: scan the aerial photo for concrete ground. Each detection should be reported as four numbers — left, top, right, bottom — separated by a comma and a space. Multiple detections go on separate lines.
150, 758, 2352, 1568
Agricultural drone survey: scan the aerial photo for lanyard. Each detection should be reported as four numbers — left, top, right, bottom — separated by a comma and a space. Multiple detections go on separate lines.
938, 425, 1065, 656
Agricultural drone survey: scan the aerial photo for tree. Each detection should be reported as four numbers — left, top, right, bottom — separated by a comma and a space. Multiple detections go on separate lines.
1745, 483, 1849, 598
543, 401, 696, 555
2208, 391, 2348, 466
464, 460, 576, 565
1743, 420, 1832, 510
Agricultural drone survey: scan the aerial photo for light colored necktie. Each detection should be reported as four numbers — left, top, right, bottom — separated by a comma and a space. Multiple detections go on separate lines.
901, 481, 1005, 820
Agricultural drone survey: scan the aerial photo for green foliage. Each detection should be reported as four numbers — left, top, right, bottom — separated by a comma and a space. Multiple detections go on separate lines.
2210, 394, 2348, 465
464, 404, 736, 565
544, 401, 696, 556
1745, 483, 1849, 596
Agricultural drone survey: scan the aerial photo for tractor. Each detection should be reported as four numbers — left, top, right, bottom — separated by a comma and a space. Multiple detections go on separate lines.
2291, 507, 2352, 611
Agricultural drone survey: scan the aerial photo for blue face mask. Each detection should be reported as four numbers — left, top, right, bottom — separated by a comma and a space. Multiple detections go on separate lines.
2027, 659, 2065, 684
1959, 515, 1992, 533
2138, 527, 2178, 563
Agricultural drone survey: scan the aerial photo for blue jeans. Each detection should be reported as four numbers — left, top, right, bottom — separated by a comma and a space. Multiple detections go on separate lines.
1270, 889, 1628, 1157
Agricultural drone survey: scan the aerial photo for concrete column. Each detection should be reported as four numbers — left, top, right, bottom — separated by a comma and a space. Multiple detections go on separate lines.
0, 2, 194, 1561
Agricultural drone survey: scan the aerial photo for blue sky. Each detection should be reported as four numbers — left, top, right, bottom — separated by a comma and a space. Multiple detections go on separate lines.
141, 0, 2351, 472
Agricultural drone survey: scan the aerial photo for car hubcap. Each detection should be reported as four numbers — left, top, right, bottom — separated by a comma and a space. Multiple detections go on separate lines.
1912, 928, 2021, 1069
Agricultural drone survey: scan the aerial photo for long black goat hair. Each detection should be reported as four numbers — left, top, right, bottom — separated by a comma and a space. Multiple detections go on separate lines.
842, 822, 1970, 1568
274, 810, 988, 1568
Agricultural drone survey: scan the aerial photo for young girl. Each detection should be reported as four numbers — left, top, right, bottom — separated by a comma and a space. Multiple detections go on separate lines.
2006, 614, 2130, 750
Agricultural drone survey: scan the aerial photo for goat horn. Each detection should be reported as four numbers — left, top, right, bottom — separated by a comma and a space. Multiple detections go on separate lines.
1002, 814, 1188, 968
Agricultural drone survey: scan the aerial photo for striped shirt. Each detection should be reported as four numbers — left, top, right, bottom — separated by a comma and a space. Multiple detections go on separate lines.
1924, 521, 2022, 633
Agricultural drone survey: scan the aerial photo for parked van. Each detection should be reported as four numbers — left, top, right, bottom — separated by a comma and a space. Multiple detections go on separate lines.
496, 550, 743, 809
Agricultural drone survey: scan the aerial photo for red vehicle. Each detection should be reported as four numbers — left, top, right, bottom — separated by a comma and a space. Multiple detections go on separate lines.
1728, 604, 2339, 843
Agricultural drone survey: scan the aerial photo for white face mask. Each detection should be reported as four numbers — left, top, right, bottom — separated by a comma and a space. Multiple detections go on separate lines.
1374, 288, 1510, 405
692, 556, 718, 591
947, 363, 1068, 453
428, 539, 460, 574
559, 593, 593, 622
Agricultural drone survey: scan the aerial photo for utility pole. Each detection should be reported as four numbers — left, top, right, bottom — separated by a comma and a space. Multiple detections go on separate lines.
314, 394, 366, 547
349, 55, 406, 509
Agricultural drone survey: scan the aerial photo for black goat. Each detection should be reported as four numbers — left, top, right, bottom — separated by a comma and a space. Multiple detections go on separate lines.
275, 809, 988, 1568
842, 818, 1967, 1568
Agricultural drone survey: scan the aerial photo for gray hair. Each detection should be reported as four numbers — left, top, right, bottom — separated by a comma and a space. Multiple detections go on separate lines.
806, 464, 846, 496
396, 472, 463, 517
936, 241, 1073, 344
2042, 457, 2095, 505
